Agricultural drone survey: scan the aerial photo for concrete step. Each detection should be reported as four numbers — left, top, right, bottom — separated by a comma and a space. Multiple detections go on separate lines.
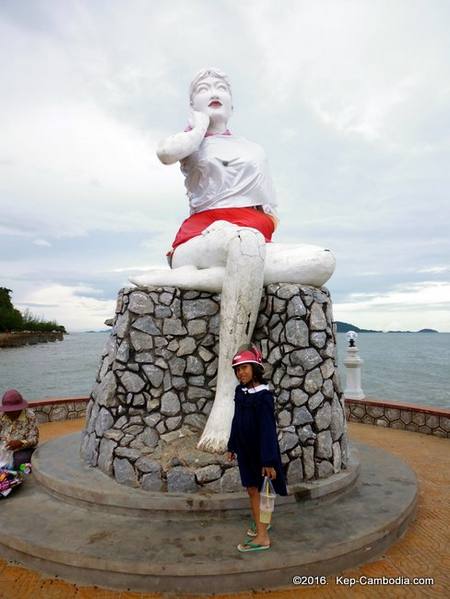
31, 433, 360, 515
0, 441, 417, 594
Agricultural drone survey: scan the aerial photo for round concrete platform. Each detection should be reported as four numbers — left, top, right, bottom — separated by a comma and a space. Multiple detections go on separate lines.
0, 435, 417, 594
31, 433, 360, 515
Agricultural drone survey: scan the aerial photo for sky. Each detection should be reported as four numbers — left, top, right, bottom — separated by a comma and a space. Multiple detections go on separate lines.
1, 0, 449, 332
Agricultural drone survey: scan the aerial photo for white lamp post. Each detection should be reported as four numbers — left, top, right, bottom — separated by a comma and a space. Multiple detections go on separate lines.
343, 331, 365, 400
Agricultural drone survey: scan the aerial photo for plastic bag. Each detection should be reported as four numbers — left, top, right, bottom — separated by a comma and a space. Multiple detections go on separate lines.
259, 476, 276, 524
0, 468, 22, 497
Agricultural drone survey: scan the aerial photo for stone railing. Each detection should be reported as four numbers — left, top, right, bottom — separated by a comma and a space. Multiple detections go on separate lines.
32, 395, 450, 440
346, 397, 450, 438
30, 397, 88, 423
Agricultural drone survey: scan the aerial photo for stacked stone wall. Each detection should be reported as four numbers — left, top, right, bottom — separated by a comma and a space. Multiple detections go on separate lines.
81, 284, 348, 492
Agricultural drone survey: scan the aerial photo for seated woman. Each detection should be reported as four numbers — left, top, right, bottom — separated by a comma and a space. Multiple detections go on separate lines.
0, 389, 39, 469
130, 68, 335, 453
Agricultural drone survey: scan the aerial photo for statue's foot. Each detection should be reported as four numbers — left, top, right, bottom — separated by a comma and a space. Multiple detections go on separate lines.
129, 265, 225, 292
197, 378, 237, 454
197, 429, 229, 454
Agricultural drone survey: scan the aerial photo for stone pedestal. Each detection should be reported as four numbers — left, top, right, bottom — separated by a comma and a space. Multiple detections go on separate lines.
81, 284, 348, 492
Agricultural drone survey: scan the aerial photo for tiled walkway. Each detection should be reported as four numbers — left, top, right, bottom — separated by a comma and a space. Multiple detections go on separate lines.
0, 419, 448, 598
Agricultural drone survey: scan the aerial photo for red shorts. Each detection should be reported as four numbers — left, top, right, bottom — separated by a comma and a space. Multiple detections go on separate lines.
171, 207, 276, 251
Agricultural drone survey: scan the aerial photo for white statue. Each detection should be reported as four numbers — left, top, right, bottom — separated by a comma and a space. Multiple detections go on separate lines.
130, 68, 335, 453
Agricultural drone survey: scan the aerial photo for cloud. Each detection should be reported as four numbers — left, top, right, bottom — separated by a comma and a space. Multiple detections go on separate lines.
341, 281, 450, 307
417, 266, 450, 274
334, 281, 450, 331
33, 239, 52, 247
16, 284, 116, 332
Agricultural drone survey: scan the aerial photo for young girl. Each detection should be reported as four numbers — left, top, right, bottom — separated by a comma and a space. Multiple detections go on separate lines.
227, 345, 287, 552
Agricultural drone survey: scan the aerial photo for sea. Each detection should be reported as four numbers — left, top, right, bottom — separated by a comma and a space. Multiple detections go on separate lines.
0, 332, 449, 409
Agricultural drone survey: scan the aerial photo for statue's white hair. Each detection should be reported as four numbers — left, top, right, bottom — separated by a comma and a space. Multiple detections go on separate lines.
189, 67, 232, 104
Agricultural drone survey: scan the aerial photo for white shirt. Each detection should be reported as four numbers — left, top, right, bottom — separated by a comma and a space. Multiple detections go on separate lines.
180, 134, 278, 217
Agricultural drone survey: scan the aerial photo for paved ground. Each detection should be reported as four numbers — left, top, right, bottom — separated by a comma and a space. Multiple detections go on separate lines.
0, 419, 448, 598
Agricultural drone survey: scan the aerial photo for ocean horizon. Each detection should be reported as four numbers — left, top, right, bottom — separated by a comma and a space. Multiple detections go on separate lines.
0, 331, 449, 409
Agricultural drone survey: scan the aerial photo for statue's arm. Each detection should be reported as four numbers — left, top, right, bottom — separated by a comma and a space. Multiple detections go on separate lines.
156, 111, 209, 165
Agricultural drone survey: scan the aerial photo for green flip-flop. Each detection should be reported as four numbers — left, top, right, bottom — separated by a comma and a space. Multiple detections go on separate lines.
237, 541, 271, 553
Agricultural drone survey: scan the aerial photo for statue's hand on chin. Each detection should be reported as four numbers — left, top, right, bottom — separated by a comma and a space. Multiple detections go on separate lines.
189, 109, 210, 132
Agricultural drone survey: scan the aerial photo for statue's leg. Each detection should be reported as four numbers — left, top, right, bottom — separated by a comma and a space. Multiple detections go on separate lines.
129, 221, 233, 292
264, 243, 336, 287
197, 226, 266, 453
130, 240, 335, 291
134, 221, 266, 452
130, 264, 225, 293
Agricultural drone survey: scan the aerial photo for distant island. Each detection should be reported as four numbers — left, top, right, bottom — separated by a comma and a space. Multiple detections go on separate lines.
336, 321, 439, 334
0, 287, 67, 347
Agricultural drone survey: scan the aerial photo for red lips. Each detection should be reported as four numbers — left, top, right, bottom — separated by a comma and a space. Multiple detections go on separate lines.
208, 100, 222, 108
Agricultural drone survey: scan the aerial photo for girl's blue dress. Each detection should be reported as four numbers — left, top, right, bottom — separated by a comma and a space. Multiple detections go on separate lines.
227, 384, 288, 495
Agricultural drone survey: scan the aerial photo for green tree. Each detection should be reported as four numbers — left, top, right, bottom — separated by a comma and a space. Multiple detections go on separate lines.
0, 287, 23, 332
0, 287, 14, 309
21, 309, 66, 333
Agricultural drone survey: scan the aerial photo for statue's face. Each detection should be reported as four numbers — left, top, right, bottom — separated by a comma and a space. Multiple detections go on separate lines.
191, 75, 232, 123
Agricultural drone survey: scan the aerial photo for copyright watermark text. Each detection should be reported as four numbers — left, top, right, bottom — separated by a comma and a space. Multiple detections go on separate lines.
335, 575, 434, 587
292, 575, 435, 587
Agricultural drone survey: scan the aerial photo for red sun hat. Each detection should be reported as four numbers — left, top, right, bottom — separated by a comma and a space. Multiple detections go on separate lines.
232, 346, 263, 370
1, 389, 29, 412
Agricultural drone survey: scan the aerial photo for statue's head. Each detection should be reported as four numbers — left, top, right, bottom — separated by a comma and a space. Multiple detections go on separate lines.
189, 67, 233, 126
